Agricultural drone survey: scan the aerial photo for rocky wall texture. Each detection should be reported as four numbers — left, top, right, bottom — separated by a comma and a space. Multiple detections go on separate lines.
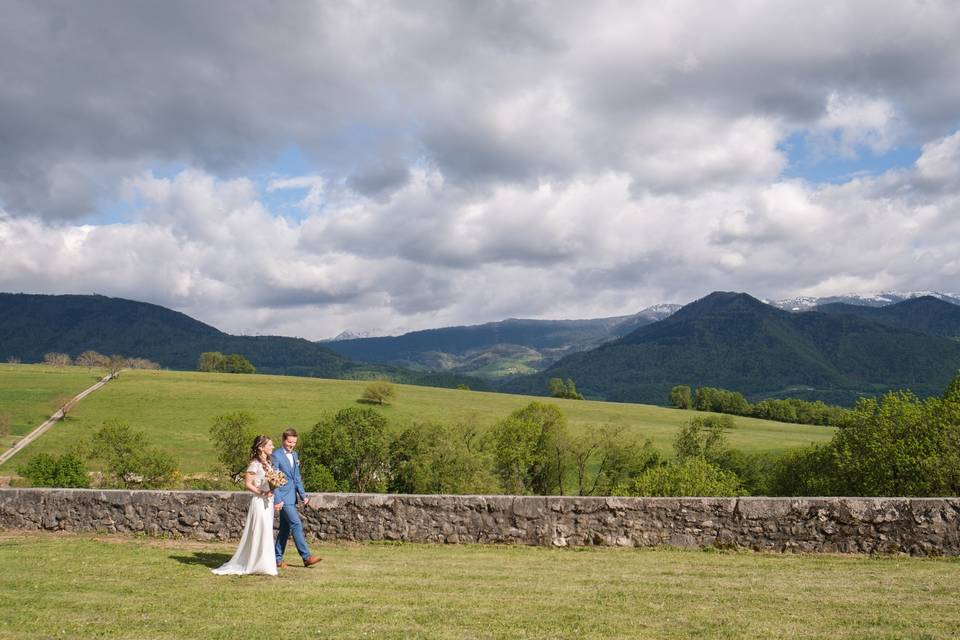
1, 489, 958, 556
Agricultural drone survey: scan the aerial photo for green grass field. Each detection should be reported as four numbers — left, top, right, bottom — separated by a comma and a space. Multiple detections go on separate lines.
0, 366, 834, 475
0, 364, 104, 452
0, 531, 957, 639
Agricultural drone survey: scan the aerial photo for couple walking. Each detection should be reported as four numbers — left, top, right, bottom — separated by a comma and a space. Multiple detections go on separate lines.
212, 428, 322, 576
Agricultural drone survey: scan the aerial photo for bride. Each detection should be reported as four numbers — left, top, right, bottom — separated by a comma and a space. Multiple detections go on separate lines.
212, 435, 283, 576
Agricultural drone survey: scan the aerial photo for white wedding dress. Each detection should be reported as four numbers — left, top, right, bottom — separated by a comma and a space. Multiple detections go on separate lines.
212, 460, 277, 576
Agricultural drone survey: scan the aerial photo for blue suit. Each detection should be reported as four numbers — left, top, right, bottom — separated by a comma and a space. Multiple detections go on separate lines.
271, 447, 312, 563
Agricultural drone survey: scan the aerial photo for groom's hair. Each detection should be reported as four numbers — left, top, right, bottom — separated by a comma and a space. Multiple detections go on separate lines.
282, 428, 298, 440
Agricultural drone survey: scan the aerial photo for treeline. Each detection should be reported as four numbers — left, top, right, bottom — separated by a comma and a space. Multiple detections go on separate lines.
41, 350, 160, 372
207, 404, 661, 497
669, 385, 848, 426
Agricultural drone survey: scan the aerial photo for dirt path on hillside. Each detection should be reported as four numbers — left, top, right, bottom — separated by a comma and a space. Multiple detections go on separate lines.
0, 372, 116, 467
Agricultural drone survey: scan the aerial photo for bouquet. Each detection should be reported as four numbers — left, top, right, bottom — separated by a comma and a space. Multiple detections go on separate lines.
265, 468, 287, 490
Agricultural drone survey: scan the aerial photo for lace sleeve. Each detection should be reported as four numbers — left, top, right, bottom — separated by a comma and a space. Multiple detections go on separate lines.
246, 461, 260, 474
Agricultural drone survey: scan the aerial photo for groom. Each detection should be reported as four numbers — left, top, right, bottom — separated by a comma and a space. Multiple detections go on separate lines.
272, 428, 321, 569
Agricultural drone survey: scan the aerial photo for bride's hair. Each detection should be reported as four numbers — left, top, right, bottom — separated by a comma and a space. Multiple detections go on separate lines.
249, 435, 271, 465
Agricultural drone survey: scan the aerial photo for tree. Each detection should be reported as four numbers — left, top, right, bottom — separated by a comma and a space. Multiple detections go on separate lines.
127, 358, 160, 370
673, 415, 734, 463
619, 457, 743, 497
387, 421, 500, 494
830, 391, 944, 496
490, 402, 569, 495
197, 351, 254, 373
209, 411, 258, 481
669, 385, 692, 409
88, 421, 179, 489
50, 394, 77, 419
43, 352, 72, 367
224, 353, 255, 374
76, 350, 110, 369
362, 380, 396, 405
300, 407, 389, 492
568, 424, 660, 496
198, 352, 227, 372
548, 378, 584, 400
17, 453, 89, 488
107, 355, 128, 377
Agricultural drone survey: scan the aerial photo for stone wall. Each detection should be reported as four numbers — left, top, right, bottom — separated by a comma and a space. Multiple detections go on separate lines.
1, 489, 958, 555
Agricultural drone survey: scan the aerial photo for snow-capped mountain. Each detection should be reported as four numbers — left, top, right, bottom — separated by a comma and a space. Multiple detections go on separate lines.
326, 329, 382, 341
636, 303, 683, 320
766, 291, 960, 311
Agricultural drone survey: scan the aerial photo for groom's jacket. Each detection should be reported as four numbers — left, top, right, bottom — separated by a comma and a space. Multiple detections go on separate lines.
271, 448, 307, 505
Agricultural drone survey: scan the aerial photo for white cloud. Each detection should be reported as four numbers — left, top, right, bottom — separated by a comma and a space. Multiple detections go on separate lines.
2, 3, 960, 337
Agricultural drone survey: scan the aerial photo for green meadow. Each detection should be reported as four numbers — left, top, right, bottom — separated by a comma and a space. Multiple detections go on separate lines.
0, 364, 104, 452
0, 365, 833, 475
1, 531, 958, 639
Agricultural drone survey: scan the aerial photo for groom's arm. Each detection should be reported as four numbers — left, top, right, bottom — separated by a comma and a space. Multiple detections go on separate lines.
295, 453, 308, 504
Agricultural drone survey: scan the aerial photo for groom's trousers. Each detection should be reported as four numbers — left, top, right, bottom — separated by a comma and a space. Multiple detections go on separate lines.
275, 502, 311, 563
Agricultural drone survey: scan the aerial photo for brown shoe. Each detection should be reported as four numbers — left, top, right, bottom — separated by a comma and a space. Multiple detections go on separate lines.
277, 561, 288, 569
303, 555, 322, 567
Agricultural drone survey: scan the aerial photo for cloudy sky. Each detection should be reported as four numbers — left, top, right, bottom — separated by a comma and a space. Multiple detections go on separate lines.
2, 1, 959, 339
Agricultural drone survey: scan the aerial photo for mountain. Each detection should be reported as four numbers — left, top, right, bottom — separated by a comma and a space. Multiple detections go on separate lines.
0, 293, 486, 389
503, 292, 960, 406
325, 304, 682, 378
768, 291, 960, 311
815, 296, 960, 339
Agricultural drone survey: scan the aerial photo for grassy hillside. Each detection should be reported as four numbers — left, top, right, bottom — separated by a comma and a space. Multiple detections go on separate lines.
0, 367, 833, 475
0, 364, 103, 451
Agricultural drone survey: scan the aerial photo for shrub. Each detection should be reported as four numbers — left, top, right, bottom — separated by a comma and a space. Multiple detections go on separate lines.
17, 453, 90, 488
619, 457, 743, 497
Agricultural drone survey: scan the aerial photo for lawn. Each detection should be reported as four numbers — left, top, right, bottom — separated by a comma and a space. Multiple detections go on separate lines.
0, 531, 957, 639
0, 367, 834, 475
0, 364, 103, 452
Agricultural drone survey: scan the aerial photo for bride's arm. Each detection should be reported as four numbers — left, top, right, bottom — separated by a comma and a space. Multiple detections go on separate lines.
243, 468, 269, 497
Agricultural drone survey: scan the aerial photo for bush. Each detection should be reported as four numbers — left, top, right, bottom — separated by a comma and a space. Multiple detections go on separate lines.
17, 453, 90, 488
618, 457, 743, 497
